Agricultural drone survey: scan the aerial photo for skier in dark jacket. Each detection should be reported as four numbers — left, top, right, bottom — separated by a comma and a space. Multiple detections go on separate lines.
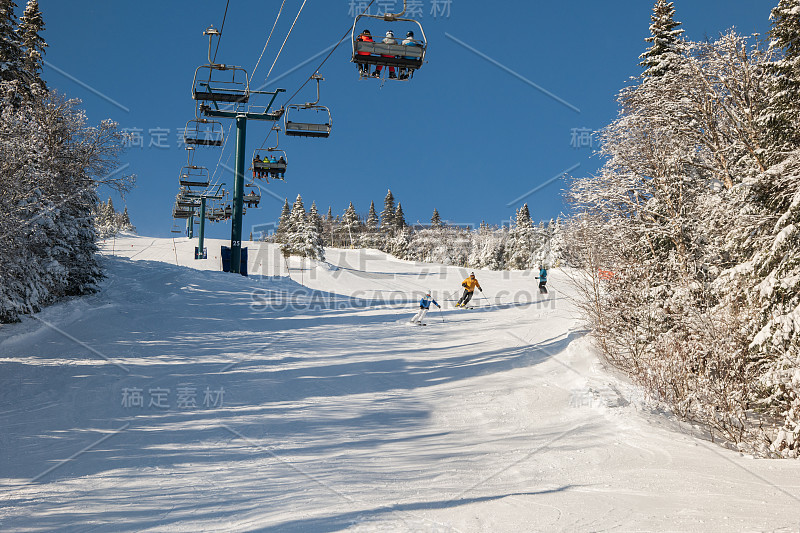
411, 291, 440, 324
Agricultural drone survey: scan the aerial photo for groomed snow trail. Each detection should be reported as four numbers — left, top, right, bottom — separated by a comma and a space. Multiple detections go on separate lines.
1, 235, 799, 532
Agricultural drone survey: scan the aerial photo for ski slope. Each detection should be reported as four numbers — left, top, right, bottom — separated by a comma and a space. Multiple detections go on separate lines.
1, 234, 799, 532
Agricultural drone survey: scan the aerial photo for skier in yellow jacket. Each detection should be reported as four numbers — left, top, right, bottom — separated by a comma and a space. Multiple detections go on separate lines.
456, 272, 482, 307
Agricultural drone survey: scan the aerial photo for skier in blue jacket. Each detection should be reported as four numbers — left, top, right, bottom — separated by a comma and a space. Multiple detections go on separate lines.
536, 265, 548, 293
410, 291, 440, 325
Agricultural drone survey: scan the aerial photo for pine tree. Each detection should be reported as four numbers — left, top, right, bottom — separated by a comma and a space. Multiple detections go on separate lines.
749, 151, 800, 455
366, 201, 379, 229
390, 229, 411, 260
282, 194, 306, 257
94, 197, 117, 237
0, 0, 26, 88
122, 207, 135, 232
1, 90, 129, 322
394, 203, 406, 230
506, 204, 536, 270
323, 206, 334, 246
380, 189, 395, 234
309, 201, 324, 236
17, 0, 44, 90
431, 208, 442, 228
281, 195, 325, 261
762, 0, 800, 155
342, 202, 360, 247
275, 198, 291, 243
639, 0, 684, 79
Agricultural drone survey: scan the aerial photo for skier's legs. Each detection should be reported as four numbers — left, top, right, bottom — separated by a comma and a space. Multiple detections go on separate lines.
462, 291, 474, 306
410, 308, 424, 322
457, 289, 469, 305
418, 308, 428, 323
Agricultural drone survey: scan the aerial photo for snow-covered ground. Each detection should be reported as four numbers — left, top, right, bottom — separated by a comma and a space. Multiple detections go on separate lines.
1, 234, 799, 532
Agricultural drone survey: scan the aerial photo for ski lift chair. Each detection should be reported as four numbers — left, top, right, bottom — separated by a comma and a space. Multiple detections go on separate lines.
176, 196, 200, 209
172, 205, 193, 219
284, 106, 332, 137
284, 73, 332, 138
251, 126, 288, 180
208, 207, 225, 222
351, 3, 427, 81
191, 27, 250, 105
252, 149, 287, 180
179, 165, 210, 188
184, 118, 224, 147
244, 184, 261, 208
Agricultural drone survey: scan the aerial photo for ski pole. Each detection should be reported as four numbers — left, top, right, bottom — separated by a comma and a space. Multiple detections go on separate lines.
481, 291, 491, 307
439, 305, 445, 323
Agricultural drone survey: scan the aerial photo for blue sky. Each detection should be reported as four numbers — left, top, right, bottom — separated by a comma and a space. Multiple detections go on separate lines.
37, 0, 772, 239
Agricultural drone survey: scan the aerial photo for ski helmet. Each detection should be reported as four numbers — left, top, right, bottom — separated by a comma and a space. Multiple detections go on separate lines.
406, 31, 414, 37
386, 30, 394, 37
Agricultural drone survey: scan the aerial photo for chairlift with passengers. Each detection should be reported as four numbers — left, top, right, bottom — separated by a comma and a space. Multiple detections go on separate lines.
184, 118, 224, 146
243, 183, 261, 208
207, 206, 226, 222
191, 26, 250, 105
220, 204, 245, 220
251, 125, 287, 181
178, 165, 210, 188
284, 73, 332, 138
351, 1, 427, 81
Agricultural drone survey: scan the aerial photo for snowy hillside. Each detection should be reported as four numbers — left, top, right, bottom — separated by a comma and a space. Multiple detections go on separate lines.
1, 235, 799, 532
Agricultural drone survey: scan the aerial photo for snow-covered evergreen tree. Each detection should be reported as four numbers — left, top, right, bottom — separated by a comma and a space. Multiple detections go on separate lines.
0, 0, 26, 90
394, 202, 406, 230
431, 208, 441, 228
639, 0, 684, 79
280, 194, 324, 261
390, 229, 411, 260
94, 198, 135, 237
366, 201, 379, 230
0, 90, 131, 322
468, 223, 506, 270
342, 202, 360, 247
380, 189, 395, 234
567, 22, 799, 453
282, 195, 306, 256
745, 151, 800, 455
323, 206, 334, 246
275, 198, 290, 244
18, 0, 44, 90
506, 204, 537, 270
309, 201, 324, 237
761, 0, 800, 157
119, 206, 135, 233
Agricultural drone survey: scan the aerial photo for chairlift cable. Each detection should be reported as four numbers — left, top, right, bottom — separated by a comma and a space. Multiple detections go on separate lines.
283, 0, 377, 106
258, 0, 377, 151
262, 0, 308, 84
249, 0, 288, 86
212, 0, 231, 64
210, 121, 234, 186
